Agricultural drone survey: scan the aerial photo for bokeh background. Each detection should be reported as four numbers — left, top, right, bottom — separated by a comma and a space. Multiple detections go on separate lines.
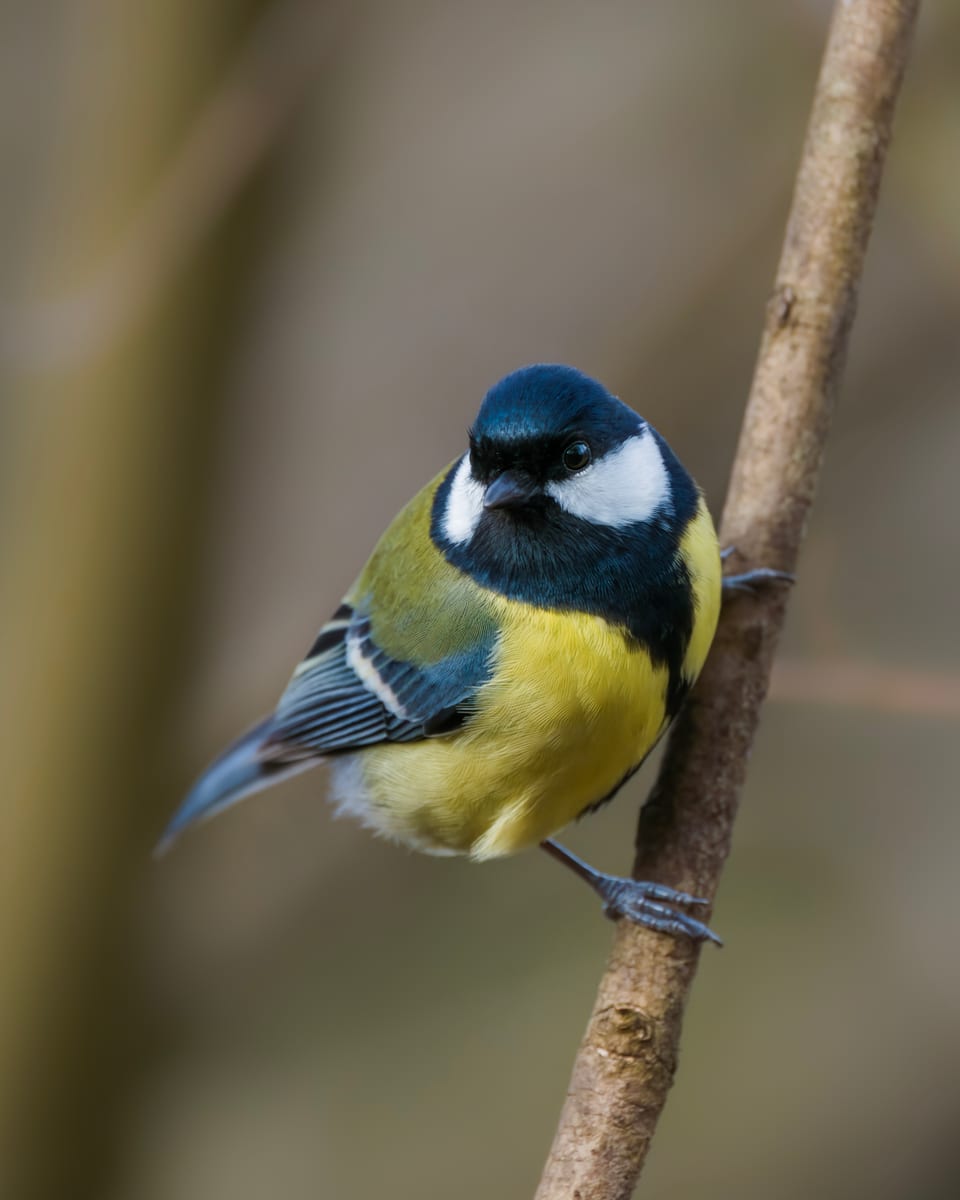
2, 2, 958, 1198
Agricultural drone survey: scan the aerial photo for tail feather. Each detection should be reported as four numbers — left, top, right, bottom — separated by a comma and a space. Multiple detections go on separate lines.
155, 717, 316, 856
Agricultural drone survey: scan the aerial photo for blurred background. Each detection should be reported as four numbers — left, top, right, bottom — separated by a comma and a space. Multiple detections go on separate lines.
1, 2, 958, 1198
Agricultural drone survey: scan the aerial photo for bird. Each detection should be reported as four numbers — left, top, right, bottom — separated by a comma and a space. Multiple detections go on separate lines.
160, 364, 781, 942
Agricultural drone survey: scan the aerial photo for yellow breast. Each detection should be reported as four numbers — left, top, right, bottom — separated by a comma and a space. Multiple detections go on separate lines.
347, 603, 664, 858
339, 499, 721, 860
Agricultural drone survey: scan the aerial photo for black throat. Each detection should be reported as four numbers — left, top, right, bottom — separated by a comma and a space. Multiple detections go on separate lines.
430, 436, 700, 715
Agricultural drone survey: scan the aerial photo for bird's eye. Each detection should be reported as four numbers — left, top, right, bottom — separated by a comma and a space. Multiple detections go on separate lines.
562, 441, 592, 472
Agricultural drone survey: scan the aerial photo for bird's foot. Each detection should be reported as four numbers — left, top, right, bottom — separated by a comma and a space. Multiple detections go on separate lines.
595, 874, 722, 945
720, 545, 794, 596
540, 840, 721, 944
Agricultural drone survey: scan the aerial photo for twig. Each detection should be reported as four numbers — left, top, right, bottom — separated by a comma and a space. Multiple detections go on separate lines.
534, 3, 921, 1198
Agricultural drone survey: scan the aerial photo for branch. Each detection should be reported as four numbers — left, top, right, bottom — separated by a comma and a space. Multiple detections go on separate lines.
535, 3, 920, 1197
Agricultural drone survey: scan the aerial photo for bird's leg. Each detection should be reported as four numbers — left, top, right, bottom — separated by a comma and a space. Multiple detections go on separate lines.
540, 839, 722, 945
721, 544, 795, 597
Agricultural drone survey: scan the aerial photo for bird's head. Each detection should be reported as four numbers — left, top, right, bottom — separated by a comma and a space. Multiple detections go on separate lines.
429, 363, 703, 660
435, 364, 675, 549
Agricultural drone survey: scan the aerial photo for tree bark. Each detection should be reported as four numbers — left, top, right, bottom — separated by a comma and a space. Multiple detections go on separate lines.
535, 2, 921, 1197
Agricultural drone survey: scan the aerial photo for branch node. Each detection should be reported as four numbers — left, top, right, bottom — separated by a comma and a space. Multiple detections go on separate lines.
774, 283, 797, 327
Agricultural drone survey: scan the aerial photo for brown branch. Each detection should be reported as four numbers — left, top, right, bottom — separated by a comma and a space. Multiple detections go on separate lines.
535, 3, 921, 1198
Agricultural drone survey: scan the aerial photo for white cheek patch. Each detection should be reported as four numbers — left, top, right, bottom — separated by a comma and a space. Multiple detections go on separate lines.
546, 429, 672, 527
441, 453, 485, 544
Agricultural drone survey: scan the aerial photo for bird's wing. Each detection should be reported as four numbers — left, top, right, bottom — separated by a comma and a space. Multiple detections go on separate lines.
261, 599, 496, 761
262, 465, 502, 762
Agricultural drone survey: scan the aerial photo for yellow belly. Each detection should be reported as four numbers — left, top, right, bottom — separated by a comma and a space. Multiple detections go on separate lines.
343, 600, 672, 859
329, 496, 721, 859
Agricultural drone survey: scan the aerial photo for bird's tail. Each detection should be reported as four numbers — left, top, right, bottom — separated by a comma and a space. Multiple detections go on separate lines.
155, 717, 316, 856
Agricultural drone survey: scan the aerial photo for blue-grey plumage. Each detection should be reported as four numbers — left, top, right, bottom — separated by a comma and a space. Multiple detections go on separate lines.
161, 364, 734, 942
156, 718, 307, 855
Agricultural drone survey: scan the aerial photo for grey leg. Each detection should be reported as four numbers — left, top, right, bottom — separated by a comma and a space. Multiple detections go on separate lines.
541, 839, 722, 945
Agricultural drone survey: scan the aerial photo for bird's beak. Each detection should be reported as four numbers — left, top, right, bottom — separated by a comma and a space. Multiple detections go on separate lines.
483, 471, 539, 511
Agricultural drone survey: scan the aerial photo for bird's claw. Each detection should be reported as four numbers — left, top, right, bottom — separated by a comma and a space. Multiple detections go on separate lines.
722, 566, 795, 595
594, 875, 722, 945
720, 546, 794, 595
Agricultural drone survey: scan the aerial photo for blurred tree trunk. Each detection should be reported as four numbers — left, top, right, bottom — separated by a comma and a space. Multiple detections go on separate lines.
0, 3, 281, 1197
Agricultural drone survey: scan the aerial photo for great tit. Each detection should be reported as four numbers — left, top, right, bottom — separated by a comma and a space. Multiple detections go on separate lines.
162, 364, 762, 942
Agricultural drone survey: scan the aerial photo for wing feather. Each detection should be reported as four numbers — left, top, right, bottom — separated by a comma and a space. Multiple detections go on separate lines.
261, 601, 496, 762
